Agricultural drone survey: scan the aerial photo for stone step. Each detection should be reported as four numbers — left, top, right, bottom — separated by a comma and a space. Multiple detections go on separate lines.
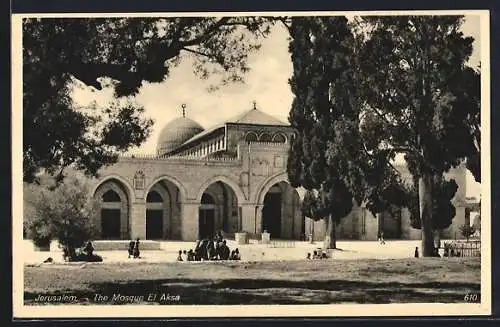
93, 240, 162, 251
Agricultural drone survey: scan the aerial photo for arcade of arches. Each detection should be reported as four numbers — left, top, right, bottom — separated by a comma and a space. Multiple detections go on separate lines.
92, 178, 304, 241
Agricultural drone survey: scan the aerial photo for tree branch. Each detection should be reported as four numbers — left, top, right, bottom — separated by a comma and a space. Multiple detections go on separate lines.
179, 17, 231, 47
181, 47, 212, 59
278, 17, 292, 33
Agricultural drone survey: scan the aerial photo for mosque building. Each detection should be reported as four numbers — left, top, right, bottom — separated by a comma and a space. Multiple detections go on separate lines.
87, 103, 471, 242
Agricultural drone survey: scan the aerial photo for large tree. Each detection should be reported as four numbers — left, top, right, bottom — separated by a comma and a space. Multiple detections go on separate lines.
23, 17, 274, 183
356, 16, 480, 256
407, 176, 458, 247
287, 16, 358, 249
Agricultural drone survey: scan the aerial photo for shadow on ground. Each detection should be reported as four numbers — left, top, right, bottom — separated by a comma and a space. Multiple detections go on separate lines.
24, 277, 480, 305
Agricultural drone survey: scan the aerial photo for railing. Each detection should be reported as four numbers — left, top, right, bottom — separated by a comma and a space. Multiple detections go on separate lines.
120, 153, 240, 162
443, 240, 481, 258
266, 240, 296, 248
248, 141, 289, 147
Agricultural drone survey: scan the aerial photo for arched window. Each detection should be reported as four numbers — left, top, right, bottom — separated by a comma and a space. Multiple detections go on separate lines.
259, 133, 272, 142
102, 190, 121, 202
201, 193, 216, 204
146, 190, 163, 203
272, 133, 286, 143
245, 132, 258, 143
134, 170, 145, 190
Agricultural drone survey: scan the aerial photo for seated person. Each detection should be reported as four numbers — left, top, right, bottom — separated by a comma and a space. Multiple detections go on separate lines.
230, 248, 241, 260
43, 257, 53, 263
177, 250, 183, 261
182, 250, 188, 261
321, 252, 328, 259
219, 240, 230, 260
312, 250, 319, 259
63, 247, 70, 262
207, 241, 217, 260
83, 241, 94, 256
187, 249, 195, 261
306, 253, 311, 260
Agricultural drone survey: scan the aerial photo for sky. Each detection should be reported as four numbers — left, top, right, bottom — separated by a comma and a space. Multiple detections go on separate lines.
71, 14, 483, 198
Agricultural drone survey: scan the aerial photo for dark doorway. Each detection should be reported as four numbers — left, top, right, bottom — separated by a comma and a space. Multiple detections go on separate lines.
199, 209, 215, 239
262, 193, 282, 238
101, 208, 121, 239
146, 209, 163, 239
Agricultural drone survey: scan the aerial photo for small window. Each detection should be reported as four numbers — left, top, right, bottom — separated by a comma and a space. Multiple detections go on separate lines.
245, 132, 258, 143
102, 190, 121, 202
259, 133, 272, 142
146, 190, 163, 203
272, 133, 286, 143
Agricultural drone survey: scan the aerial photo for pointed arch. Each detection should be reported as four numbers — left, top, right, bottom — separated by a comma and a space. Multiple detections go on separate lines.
145, 174, 187, 201
92, 174, 134, 200
93, 177, 131, 240
196, 175, 246, 203
255, 172, 289, 204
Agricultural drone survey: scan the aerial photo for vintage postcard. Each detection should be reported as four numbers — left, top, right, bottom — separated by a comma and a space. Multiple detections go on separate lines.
12, 10, 491, 318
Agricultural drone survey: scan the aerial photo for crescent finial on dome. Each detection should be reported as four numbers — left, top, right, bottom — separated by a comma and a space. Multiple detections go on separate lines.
181, 103, 186, 117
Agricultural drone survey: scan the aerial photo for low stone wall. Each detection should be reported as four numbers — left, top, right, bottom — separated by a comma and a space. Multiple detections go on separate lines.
93, 240, 161, 251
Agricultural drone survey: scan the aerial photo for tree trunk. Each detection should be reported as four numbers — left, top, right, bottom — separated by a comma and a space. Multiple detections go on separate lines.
419, 174, 435, 257
323, 214, 337, 249
433, 229, 441, 256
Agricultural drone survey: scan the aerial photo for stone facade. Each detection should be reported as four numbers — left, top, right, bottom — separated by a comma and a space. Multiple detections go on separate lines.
87, 108, 469, 242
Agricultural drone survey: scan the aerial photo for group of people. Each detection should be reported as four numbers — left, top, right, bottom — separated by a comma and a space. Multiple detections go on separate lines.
127, 238, 141, 259
306, 249, 329, 260
177, 232, 241, 261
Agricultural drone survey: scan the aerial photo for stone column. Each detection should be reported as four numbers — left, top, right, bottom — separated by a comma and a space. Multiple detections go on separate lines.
255, 205, 264, 234
181, 202, 199, 241
240, 205, 256, 235
129, 200, 146, 239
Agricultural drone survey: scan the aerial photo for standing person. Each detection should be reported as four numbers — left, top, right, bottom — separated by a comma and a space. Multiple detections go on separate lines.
194, 240, 202, 261
128, 240, 135, 258
380, 231, 385, 245
133, 238, 140, 258
414, 247, 419, 258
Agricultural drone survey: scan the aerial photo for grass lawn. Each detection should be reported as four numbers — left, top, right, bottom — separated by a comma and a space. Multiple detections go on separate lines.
24, 257, 481, 305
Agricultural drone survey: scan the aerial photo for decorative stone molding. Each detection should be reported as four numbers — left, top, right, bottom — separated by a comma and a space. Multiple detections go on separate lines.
133, 170, 145, 190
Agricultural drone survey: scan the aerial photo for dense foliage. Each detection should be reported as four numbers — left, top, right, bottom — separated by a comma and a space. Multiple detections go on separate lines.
287, 16, 359, 249
25, 175, 97, 259
287, 15, 479, 255
23, 17, 274, 183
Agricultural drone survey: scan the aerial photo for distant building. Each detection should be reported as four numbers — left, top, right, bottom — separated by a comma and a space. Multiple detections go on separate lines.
71, 104, 471, 241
